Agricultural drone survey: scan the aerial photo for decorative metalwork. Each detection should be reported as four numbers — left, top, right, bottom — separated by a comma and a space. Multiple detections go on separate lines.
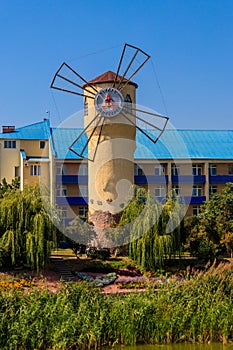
50, 43, 169, 161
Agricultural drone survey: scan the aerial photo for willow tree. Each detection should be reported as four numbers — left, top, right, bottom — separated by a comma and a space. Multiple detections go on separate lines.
0, 185, 57, 271
117, 186, 182, 270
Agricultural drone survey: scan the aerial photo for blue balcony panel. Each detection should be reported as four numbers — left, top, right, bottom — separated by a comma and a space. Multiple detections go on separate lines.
56, 196, 88, 206
209, 175, 233, 184
181, 196, 206, 205
134, 175, 168, 185
56, 175, 88, 184
172, 175, 206, 184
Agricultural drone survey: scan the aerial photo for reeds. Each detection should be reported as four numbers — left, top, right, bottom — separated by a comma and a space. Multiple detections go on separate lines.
0, 261, 232, 349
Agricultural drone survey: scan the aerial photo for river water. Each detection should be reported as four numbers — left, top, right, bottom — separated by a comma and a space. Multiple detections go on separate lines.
113, 344, 233, 350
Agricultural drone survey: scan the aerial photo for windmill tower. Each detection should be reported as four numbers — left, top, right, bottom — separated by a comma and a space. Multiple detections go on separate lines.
81, 71, 137, 227
51, 44, 169, 237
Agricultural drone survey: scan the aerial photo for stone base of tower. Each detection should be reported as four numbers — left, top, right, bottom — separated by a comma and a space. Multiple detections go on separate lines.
88, 210, 121, 229
88, 210, 122, 248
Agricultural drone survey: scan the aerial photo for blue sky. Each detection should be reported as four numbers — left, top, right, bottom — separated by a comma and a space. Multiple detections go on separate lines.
0, 0, 232, 129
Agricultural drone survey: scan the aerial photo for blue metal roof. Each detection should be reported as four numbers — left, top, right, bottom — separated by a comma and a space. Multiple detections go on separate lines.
0, 119, 50, 140
146, 129, 233, 160
2, 120, 233, 160
51, 128, 233, 160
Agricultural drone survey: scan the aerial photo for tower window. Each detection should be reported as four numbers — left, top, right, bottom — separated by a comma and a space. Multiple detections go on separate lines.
84, 97, 88, 116
124, 94, 132, 114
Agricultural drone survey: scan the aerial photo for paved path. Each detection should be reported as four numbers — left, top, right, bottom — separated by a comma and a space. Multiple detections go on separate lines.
50, 257, 75, 281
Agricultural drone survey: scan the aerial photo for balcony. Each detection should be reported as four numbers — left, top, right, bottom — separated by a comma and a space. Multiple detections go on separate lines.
182, 196, 206, 205
56, 196, 88, 206
134, 175, 168, 185
172, 175, 206, 184
209, 175, 233, 184
56, 175, 88, 184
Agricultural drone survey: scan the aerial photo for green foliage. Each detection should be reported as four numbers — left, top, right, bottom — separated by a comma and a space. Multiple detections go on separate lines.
0, 177, 20, 198
113, 186, 183, 270
185, 183, 233, 258
0, 261, 232, 348
88, 248, 110, 260
0, 185, 57, 271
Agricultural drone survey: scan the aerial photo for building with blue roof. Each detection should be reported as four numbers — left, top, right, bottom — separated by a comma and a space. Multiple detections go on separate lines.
0, 119, 233, 219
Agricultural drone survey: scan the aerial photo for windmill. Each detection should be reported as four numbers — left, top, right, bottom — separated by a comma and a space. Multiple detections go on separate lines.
51, 43, 169, 229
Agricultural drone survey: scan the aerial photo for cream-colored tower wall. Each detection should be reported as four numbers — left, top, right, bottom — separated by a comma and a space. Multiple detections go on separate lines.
84, 81, 136, 219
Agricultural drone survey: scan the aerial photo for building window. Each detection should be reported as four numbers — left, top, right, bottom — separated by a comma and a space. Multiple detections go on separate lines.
154, 186, 166, 197
4, 140, 16, 149
171, 164, 180, 176
228, 164, 233, 175
56, 185, 67, 197
209, 185, 218, 197
84, 102, 88, 116
192, 164, 202, 176
30, 165, 41, 176
172, 185, 180, 195
124, 94, 132, 114
56, 164, 66, 175
209, 164, 217, 176
40, 141, 45, 149
79, 206, 88, 218
78, 163, 88, 176
79, 185, 88, 197
155, 164, 165, 176
134, 164, 143, 176
192, 185, 202, 196
193, 205, 200, 216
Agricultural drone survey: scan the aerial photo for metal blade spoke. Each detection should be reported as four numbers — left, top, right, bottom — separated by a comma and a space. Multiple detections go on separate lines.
79, 116, 104, 157
112, 43, 151, 92
50, 62, 98, 98
91, 117, 105, 161
56, 73, 96, 97
112, 44, 126, 88
131, 106, 168, 119
122, 111, 167, 144
51, 86, 94, 99
69, 113, 100, 152
62, 62, 98, 93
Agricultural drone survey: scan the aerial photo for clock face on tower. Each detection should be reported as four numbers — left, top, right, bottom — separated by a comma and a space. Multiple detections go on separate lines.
94, 87, 124, 118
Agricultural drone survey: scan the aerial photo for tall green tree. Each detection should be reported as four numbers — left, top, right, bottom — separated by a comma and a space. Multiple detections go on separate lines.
198, 182, 233, 257
0, 185, 57, 271
114, 186, 183, 269
184, 183, 233, 258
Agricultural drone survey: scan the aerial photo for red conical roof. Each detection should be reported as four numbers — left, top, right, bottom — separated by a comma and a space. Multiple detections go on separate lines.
83, 70, 138, 88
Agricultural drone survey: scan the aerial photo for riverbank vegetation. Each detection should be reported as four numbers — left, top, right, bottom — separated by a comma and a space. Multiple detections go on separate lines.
0, 260, 232, 349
